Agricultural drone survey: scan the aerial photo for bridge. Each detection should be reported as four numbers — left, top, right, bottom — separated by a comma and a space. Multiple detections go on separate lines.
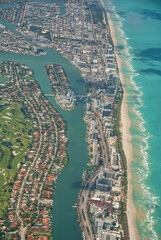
45, 94, 86, 99
45, 94, 54, 97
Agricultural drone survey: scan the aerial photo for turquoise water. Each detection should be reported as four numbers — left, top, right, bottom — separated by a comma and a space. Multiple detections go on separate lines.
103, 0, 161, 239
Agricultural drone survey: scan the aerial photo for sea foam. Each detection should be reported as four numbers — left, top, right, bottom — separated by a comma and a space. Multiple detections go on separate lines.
105, 0, 159, 238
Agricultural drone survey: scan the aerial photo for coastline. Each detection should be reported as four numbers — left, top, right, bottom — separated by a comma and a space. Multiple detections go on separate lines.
105, 8, 140, 240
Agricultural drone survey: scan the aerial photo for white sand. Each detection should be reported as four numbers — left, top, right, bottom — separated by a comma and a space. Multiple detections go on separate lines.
106, 11, 140, 240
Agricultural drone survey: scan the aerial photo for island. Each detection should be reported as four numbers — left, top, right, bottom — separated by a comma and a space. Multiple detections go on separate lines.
45, 64, 76, 110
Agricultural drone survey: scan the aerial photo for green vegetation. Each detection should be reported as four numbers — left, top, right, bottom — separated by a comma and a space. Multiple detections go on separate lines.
113, 89, 129, 239
113, 91, 127, 188
119, 201, 129, 240
33, 231, 52, 236
83, 165, 98, 183
0, 101, 32, 218
86, 226, 90, 234
29, 26, 51, 41
89, 0, 109, 31
89, 0, 114, 45
87, 205, 97, 234
90, 1, 104, 25
86, 82, 93, 94
26, 231, 52, 240
82, 209, 86, 220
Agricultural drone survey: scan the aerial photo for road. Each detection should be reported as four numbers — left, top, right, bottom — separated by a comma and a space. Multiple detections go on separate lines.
78, 167, 103, 240
15, 73, 43, 239
14, 72, 59, 239
94, 114, 109, 168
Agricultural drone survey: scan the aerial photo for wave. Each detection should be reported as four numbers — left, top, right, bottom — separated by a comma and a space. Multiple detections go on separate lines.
105, 0, 159, 238
140, 183, 159, 240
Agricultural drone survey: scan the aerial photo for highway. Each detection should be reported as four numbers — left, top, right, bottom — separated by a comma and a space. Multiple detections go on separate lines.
94, 114, 109, 168
78, 167, 103, 240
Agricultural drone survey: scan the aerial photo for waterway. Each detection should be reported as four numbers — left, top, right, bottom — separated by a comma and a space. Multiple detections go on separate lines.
0, 0, 90, 238
0, 32, 87, 240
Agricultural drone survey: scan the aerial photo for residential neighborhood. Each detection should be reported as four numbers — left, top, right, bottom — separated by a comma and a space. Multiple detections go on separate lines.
45, 64, 76, 110
0, 61, 68, 239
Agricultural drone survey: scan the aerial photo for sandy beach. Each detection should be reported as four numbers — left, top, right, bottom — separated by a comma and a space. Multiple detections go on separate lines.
104, 8, 140, 240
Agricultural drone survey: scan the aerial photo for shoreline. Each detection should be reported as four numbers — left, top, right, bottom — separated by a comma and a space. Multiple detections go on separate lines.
104, 7, 140, 240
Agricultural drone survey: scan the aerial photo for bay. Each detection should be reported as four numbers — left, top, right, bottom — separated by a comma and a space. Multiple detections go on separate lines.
0, 47, 86, 240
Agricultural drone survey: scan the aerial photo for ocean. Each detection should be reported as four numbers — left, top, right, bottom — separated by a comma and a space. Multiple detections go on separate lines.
102, 0, 161, 239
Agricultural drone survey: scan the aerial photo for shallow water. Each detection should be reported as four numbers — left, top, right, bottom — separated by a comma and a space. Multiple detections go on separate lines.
103, 0, 161, 239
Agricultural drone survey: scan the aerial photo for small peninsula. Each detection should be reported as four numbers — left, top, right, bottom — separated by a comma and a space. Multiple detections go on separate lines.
45, 64, 76, 110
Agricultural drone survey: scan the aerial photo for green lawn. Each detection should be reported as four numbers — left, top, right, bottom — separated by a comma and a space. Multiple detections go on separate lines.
0, 101, 33, 218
